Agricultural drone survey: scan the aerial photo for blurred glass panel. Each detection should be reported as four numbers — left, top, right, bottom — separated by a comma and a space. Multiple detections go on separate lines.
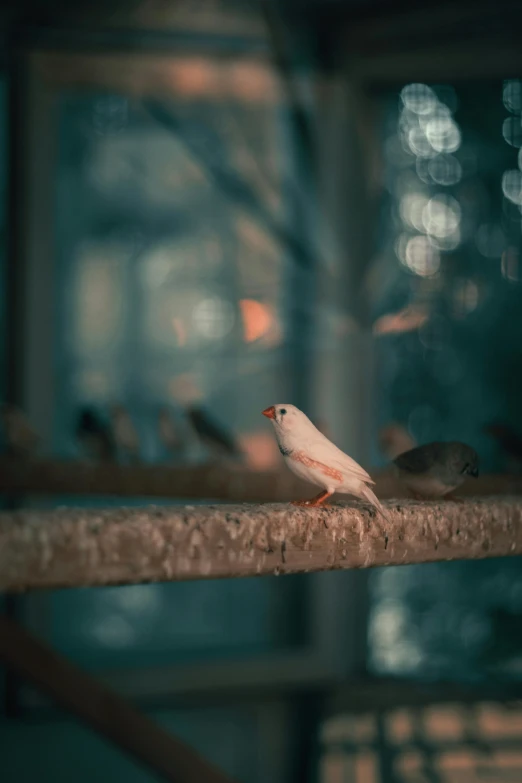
47, 55, 310, 666
53, 68, 294, 461
49, 575, 306, 668
2, 705, 269, 783
370, 558, 522, 682
369, 80, 522, 682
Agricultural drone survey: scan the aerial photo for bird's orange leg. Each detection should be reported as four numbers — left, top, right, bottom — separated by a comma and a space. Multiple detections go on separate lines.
291, 490, 333, 508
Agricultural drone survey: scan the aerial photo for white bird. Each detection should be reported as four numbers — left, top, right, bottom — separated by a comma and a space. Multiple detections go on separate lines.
262, 403, 391, 522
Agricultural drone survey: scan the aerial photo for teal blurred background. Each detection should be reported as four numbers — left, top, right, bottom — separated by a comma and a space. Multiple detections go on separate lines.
1, 1, 522, 782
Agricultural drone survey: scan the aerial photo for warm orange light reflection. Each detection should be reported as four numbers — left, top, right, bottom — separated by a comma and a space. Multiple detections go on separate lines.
239, 299, 273, 343
373, 305, 428, 335
170, 59, 214, 98
239, 431, 279, 470
166, 59, 279, 103
171, 317, 187, 347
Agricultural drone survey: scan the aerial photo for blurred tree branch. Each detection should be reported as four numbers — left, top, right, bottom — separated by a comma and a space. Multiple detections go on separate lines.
0, 615, 237, 783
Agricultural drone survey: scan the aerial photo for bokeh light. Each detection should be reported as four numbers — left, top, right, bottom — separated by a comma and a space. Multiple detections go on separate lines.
401, 84, 438, 115
475, 223, 506, 258
422, 194, 461, 239
428, 154, 462, 186
425, 117, 461, 153
502, 116, 522, 148
239, 299, 274, 343
503, 79, 522, 113
501, 246, 520, 282
399, 193, 429, 231
192, 296, 235, 340
407, 126, 436, 158
502, 169, 522, 204
404, 235, 441, 277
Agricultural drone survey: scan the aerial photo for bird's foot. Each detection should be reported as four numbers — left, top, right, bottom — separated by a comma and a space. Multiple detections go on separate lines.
291, 490, 333, 508
291, 499, 331, 508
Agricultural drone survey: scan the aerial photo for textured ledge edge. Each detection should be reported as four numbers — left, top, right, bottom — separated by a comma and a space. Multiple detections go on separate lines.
1, 497, 521, 591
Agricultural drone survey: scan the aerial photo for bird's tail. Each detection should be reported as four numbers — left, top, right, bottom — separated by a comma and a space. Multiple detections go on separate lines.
361, 484, 392, 525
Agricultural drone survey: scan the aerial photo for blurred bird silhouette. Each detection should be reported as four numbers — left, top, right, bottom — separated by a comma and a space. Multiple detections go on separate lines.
0, 404, 39, 458
110, 404, 141, 463
393, 441, 479, 500
75, 407, 114, 462
379, 422, 417, 460
157, 405, 184, 461
187, 405, 243, 462
484, 422, 522, 471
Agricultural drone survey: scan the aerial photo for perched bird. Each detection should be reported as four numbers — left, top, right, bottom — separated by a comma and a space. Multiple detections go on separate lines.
187, 405, 242, 462
393, 441, 479, 500
110, 404, 140, 463
157, 405, 183, 459
262, 403, 390, 521
75, 407, 114, 462
379, 423, 417, 460
0, 404, 39, 458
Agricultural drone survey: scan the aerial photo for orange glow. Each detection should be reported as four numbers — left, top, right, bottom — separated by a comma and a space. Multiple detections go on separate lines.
354, 751, 377, 783
239, 432, 279, 470
424, 707, 465, 740
373, 305, 428, 335
170, 59, 213, 98
239, 299, 274, 343
387, 709, 413, 743
171, 317, 187, 347
165, 59, 279, 103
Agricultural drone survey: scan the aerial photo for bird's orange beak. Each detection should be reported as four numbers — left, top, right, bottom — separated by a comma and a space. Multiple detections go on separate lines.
262, 406, 276, 420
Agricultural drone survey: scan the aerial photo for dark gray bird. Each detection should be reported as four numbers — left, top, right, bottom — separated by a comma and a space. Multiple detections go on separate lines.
75, 407, 114, 462
393, 441, 479, 500
187, 405, 242, 462
0, 404, 39, 458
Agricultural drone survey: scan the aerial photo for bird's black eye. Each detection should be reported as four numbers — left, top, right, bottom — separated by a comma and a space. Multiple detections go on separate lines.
280, 408, 287, 416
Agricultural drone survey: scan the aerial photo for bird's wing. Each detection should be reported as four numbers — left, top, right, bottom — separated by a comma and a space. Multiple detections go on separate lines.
304, 435, 374, 485
394, 444, 441, 474
189, 409, 238, 454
